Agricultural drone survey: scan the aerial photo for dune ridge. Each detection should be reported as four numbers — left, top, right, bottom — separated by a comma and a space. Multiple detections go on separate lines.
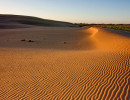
0, 14, 78, 29
0, 27, 130, 100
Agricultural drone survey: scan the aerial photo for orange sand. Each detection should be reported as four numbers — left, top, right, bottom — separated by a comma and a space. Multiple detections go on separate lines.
0, 27, 130, 100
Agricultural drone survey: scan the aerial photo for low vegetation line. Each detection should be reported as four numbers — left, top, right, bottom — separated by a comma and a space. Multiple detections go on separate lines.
77, 23, 130, 31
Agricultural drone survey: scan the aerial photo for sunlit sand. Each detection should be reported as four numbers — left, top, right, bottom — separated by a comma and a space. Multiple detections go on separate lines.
0, 27, 130, 100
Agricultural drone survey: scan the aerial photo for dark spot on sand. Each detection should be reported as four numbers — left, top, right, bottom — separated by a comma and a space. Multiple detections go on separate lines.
28, 40, 34, 42
64, 42, 67, 44
21, 39, 26, 41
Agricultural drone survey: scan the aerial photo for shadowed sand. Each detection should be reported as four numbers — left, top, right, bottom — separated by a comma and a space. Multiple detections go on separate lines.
0, 27, 130, 100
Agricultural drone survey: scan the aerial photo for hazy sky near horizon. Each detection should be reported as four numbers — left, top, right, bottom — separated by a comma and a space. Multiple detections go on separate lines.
0, 0, 130, 24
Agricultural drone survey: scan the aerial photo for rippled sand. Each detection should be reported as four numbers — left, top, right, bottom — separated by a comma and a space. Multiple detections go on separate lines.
0, 27, 130, 100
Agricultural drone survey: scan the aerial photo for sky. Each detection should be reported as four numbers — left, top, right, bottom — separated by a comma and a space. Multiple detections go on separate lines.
0, 0, 130, 24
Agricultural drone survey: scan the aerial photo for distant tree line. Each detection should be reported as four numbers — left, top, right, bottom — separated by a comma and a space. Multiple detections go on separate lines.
76, 23, 130, 31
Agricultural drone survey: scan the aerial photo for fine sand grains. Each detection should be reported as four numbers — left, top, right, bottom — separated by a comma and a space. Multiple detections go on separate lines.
0, 27, 130, 100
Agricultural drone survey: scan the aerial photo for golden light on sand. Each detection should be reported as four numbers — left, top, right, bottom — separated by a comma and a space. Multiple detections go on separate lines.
0, 27, 130, 100
83, 27, 98, 37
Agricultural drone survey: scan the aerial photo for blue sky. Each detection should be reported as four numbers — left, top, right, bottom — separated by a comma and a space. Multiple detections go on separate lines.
0, 0, 130, 24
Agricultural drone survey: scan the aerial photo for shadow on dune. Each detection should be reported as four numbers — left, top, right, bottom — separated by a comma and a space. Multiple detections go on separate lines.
0, 27, 96, 50
0, 14, 78, 29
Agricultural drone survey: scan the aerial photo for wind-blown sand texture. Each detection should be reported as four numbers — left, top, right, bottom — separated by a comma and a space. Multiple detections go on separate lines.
0, 27, 130, 100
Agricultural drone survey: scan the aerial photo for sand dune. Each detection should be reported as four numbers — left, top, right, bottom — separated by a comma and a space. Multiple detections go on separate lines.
0, 27, 130, 100
0, 14, 78, 28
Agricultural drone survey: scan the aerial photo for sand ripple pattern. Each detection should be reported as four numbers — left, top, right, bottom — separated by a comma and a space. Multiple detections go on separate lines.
0, 49, 129, 100
0, 27, 130, 100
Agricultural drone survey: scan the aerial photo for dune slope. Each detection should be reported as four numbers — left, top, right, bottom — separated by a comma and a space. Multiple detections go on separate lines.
0, 14, 78, 29
0, 27, 130, 100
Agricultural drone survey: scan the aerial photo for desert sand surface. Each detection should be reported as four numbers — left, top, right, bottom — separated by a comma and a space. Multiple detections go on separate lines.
0, 27, 130, 100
